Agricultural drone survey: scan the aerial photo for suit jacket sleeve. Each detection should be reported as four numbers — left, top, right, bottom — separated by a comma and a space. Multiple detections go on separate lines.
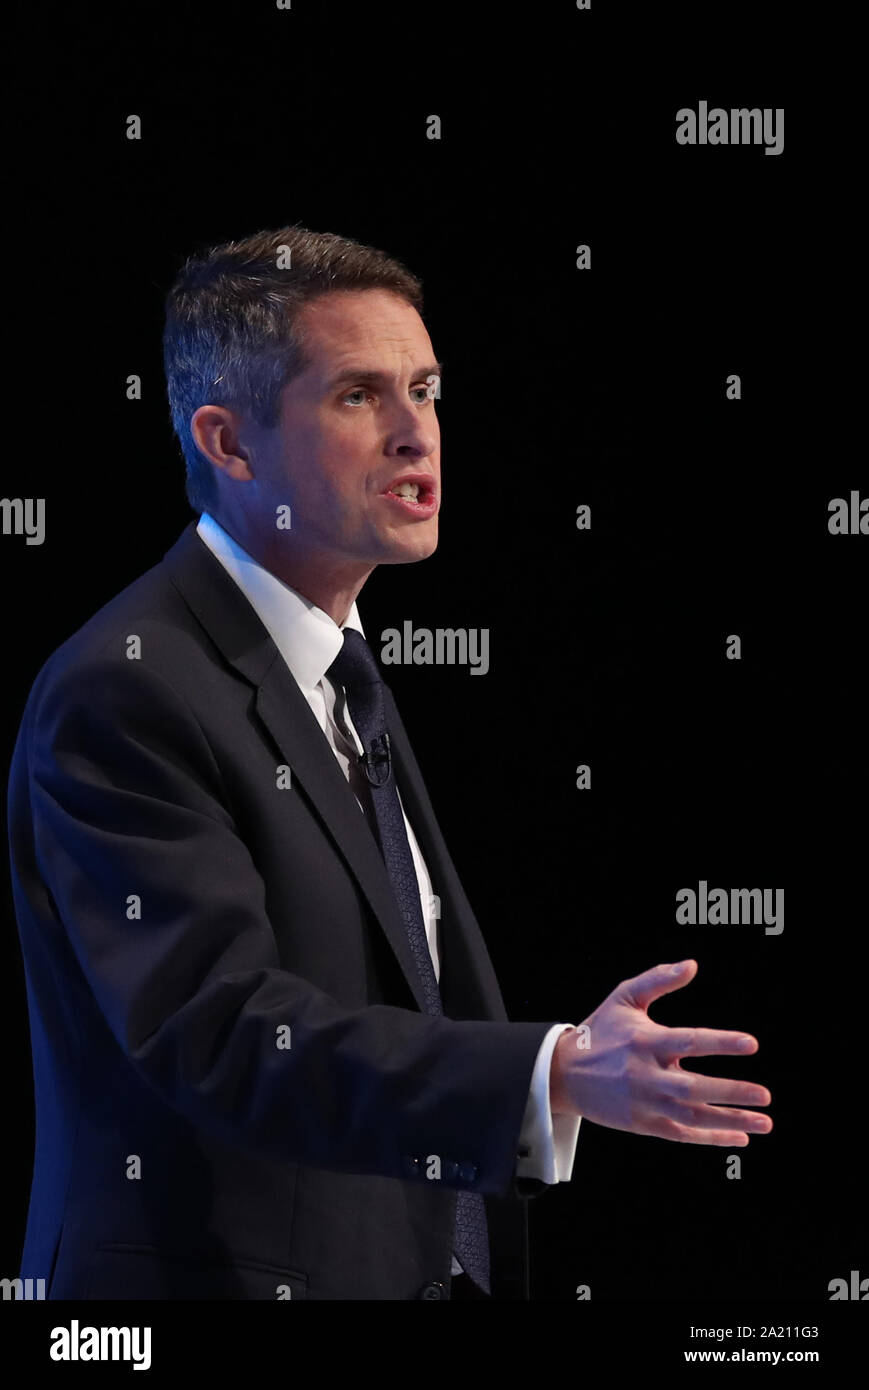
22, 649, 556, 1201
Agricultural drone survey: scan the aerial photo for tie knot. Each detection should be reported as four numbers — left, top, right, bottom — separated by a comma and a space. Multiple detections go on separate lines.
327, 627, 381, 693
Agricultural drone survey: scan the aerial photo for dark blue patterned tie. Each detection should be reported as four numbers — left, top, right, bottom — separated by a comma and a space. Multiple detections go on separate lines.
327, 628, 491, 1295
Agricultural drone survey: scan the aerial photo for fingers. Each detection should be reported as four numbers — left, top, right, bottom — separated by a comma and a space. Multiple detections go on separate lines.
651, 1120, 756, 1147
616, 959, 698, 1011
653, 1026, 760, 1059
659, 1100, 773, 1134
662, 1070, 771, 1108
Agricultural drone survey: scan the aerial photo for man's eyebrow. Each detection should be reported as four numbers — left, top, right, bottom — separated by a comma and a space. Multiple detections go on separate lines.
325, 362, 444, 390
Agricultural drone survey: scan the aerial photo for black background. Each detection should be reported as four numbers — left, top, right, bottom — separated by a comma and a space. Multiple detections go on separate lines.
3, 0, 864, 1329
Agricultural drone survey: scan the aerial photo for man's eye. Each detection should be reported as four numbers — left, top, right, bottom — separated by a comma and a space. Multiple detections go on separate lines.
342, 386, 435, 406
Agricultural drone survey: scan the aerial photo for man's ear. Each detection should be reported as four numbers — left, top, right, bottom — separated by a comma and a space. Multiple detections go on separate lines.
191, 404, 256, 482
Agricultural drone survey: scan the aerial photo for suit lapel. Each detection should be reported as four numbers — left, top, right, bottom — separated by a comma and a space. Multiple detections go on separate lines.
162, 522, 502, 1022
382, 683, 508, 1023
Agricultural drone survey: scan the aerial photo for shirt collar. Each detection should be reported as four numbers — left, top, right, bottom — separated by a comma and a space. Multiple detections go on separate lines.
195, 511, 365, 694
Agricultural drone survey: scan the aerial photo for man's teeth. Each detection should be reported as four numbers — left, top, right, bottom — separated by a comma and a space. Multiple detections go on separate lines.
390, 483, 420, 499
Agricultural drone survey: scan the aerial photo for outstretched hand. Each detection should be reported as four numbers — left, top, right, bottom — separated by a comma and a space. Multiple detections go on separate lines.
549, 960, 773, 1146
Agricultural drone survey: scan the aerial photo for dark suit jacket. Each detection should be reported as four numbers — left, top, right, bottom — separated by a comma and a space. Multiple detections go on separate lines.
7, 521, 556, 1300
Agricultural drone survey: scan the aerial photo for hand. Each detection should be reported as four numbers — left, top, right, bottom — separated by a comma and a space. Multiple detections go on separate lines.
549, 960, 773, 1146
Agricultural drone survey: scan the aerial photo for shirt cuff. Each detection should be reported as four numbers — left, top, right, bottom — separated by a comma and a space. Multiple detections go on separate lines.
516, 1024, 582, 1184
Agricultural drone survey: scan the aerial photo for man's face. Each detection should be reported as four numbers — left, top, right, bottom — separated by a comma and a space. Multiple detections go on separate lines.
244, 289, 441, 570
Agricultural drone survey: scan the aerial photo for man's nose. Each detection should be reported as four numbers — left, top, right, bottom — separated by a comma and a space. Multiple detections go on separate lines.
387, 410, 438, 459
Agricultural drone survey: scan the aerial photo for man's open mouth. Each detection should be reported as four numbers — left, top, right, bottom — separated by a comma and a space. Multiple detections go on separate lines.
380, 478, 438, 515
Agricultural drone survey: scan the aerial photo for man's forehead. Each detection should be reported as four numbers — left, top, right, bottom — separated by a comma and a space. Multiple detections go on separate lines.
297, 290, 429, 359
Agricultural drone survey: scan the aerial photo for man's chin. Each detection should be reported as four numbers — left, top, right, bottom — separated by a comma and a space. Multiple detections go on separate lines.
377, 526, 439, 565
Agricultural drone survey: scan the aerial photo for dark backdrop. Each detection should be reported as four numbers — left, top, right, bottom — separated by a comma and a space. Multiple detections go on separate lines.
3, 0, 863, 1321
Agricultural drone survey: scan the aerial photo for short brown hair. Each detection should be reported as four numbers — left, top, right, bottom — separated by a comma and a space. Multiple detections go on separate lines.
162, 225, 424, 514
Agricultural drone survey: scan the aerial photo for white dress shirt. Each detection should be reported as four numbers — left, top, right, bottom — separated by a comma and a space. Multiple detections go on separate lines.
196, 512, 581, 1275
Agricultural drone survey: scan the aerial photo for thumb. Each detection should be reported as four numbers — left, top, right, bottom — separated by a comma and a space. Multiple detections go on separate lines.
615, 959, 698, 1012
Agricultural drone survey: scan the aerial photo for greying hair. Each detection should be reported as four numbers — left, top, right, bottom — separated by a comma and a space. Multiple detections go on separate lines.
162, 225, 424, 514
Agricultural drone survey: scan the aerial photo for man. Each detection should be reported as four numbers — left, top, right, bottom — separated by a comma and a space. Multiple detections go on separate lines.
7, 226, 772, 1301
